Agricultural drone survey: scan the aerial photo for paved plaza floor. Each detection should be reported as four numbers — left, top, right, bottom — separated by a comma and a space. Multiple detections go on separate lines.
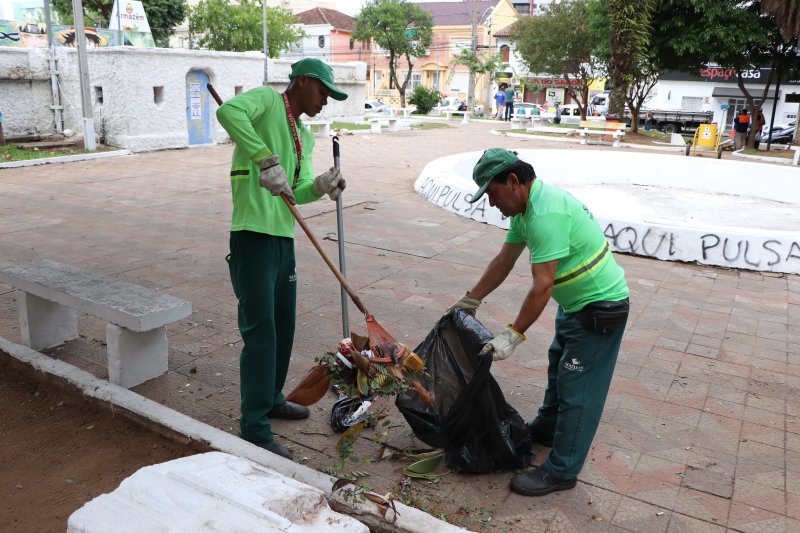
1, 120, 799, 532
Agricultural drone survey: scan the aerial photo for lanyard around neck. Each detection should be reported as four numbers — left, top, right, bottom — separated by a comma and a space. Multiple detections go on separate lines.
281, 92, 302, 190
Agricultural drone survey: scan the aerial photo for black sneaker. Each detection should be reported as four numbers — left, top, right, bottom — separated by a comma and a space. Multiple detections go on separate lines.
268, 401, 310, 420
510, 466, 577, 496
254, 439, 293, 460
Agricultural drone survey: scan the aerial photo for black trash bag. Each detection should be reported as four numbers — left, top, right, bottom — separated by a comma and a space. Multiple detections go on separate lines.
330, 394, 373, 433
396, 309, 533, 473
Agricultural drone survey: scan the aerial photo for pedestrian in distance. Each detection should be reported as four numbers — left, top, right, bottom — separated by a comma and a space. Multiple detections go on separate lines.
553, 103, 562, 125
494, 83, 507, 121
448, 148, 630, 496
733, 108, 750, 150
216, 57, 348, 461
504, 84, 515, 121
644, 111, 654, 131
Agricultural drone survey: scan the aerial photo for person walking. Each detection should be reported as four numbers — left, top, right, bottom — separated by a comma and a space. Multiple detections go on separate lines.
216, 58, 348, 460
553, 103, 562, 125
494, 84, 507, 120
644, 111, 654, 131
448, 148, 630, 496
504, 84, 515, 121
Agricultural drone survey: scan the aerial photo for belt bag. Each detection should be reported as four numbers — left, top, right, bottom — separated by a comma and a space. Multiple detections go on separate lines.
574, 299, 629, 334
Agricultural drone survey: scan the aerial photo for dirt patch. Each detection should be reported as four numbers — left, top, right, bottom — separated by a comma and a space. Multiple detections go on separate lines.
0, 353, 204, 533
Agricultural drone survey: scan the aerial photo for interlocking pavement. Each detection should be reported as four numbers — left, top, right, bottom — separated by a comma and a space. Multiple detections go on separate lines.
1, 120, 798, 532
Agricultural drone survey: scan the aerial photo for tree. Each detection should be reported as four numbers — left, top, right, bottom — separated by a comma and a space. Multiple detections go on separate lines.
189, 0, 302, 54
605, 0, 655, 119
452, 50, 505, 114
654, 0, 799, 148
52, 0, 187, 47
352, 0, 433, 108
761, 0, 800, 145
510, 0, 604, 120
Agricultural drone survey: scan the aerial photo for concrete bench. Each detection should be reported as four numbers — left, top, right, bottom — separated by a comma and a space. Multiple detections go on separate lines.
365, 114, 399, 133
391, 107, 415, 119
444, 110, 470, 123
304, 119, 331, 138
578, 120, 626, 147
0, 259, 191, 388
510, 115, 532, 129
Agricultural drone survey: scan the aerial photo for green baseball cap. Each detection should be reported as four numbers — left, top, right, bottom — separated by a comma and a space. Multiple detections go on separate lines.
289, 58, 348, 101
469, 148, 521, 203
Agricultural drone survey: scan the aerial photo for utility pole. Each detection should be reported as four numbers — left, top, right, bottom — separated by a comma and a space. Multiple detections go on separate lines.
71, 0, 96, 151
467, 0, 478, 114
262, 0, 268, 84
43, 0, 63, 134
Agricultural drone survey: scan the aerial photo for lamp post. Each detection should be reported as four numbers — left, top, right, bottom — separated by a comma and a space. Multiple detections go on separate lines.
262, 0, 268, 84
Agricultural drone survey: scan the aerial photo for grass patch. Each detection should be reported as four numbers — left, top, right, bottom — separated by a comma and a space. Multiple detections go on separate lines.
740, 148, 794, 159
411, 122, 451, 130
329, 121, 371, 131
0, 143, 84, 162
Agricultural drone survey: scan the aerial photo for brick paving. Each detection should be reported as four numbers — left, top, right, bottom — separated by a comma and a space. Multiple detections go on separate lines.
1, 120, 799, 532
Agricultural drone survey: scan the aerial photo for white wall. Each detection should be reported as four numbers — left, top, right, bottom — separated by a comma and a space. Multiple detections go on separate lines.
0, 47, 367, 151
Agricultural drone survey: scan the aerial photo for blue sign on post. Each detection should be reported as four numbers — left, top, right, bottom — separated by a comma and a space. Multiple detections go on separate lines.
720, 104, 730, 110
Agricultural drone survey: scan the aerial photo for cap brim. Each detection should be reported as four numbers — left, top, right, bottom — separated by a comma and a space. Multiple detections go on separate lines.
321, 79, 348, 101
468, 180, 491, 203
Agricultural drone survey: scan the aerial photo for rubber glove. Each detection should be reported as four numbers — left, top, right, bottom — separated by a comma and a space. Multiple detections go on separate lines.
312, 167, 346, 200
258, 155, 296, 204
446, 291, 482, 316
479, 325, 525, 361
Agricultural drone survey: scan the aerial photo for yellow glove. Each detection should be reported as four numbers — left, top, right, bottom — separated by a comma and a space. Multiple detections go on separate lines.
479, 325, 525, 361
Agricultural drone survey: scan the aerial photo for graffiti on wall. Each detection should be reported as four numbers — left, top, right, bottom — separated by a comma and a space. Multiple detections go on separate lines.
0, 20, 154, 48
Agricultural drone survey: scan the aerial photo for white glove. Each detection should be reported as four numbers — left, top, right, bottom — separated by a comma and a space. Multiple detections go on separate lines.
258, 155, 296, 204
312, 167, 346, 200
446, 291, 481, 316
479, 325, 525, 361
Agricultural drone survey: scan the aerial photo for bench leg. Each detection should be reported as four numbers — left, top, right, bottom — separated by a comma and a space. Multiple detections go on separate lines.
580, 132, 588, 145
613, 134, 622, 148
18, 291, 78, 350
388, 120, 399, 132
106, 324, 168, 388
370, 121, 381, 134
319, 125, 330, 137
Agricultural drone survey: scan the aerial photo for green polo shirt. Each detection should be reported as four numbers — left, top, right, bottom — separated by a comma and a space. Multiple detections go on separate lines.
505, 180, 628, 313
216, 86, 322, 238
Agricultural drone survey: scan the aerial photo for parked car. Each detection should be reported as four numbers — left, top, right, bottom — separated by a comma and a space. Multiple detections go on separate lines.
365, 100, 392, 114
755, 121, 795, 146
429, 97, 466, 115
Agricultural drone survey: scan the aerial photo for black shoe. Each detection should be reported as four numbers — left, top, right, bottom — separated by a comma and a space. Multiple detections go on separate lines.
268, 401, 310, 420
527, 422, 553, 447
510, 466, 577, 496
254, 439, 293, 460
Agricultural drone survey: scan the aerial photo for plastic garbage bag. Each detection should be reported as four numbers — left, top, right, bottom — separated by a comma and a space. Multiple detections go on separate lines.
396, 309, 533, 473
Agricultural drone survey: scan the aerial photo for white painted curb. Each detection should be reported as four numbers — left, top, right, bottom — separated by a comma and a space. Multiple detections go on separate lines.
0, 149, 132, 169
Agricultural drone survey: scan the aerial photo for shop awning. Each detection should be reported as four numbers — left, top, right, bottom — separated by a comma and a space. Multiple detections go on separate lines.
711, 87, 780, 99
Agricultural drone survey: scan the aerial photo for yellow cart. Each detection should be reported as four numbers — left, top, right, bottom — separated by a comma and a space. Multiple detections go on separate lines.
686, 123, 723, 158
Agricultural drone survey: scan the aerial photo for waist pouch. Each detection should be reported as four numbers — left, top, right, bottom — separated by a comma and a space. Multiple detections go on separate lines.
573, 299, 629, 334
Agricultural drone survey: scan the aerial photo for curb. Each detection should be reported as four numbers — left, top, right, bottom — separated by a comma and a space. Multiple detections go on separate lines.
0, 335, 468, 533
731, 150, 798, 165
0, 149, 132, 169
495, 130, 687, 152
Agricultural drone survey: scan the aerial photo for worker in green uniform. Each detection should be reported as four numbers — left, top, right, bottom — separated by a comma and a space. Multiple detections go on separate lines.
216, 58, 348, 460
448, 148, 629, 495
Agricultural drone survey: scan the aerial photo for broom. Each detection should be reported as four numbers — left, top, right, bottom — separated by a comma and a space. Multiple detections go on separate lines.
208, 84, 426, 403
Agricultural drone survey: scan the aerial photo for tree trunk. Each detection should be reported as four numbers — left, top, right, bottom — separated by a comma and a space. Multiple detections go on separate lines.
629, 109, 639, 134
794, 101, 800, 146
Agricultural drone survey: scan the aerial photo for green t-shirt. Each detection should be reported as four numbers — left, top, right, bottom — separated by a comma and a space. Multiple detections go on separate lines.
504, 88, 515, 102
216, 86, 321, 238
505, 180, 629, 313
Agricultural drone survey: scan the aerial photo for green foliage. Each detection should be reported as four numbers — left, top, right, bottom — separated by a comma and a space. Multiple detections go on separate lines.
352, 0, 433, 106
605, 0, 655, 116
407, 85, 442, 114
510, 0, 604, 119
52, 0, 187, 47
189, 0, 302, 54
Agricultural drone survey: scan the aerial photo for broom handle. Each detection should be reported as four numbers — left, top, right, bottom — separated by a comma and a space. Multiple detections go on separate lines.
208, 84, 368, 316
280, 194, 368, 315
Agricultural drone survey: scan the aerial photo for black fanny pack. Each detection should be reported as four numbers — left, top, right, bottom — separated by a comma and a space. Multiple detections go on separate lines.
573, 299, 629, 334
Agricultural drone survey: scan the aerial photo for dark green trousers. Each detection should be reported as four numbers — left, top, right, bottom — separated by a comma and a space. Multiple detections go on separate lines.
228, 231, 296, 444
530, 306, 627, 479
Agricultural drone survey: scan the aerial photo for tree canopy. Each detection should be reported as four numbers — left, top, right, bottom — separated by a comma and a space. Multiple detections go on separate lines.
352, 0, 433, 107
52, 0, 187, 47
510, 0, 603, 119
189, 0, 302, 54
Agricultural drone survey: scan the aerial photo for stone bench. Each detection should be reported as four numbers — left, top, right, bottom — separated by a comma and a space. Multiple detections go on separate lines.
579, 120, 627, 147
510, 115, 532, 129
444, 110, 470, 123
365, 114, 399, 133
0, 259, 191, 388
304, 119, 331, 138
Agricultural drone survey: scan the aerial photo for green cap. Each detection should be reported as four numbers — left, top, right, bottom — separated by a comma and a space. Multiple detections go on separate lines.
469, 148, 521, 203
289, 58, 348, 101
